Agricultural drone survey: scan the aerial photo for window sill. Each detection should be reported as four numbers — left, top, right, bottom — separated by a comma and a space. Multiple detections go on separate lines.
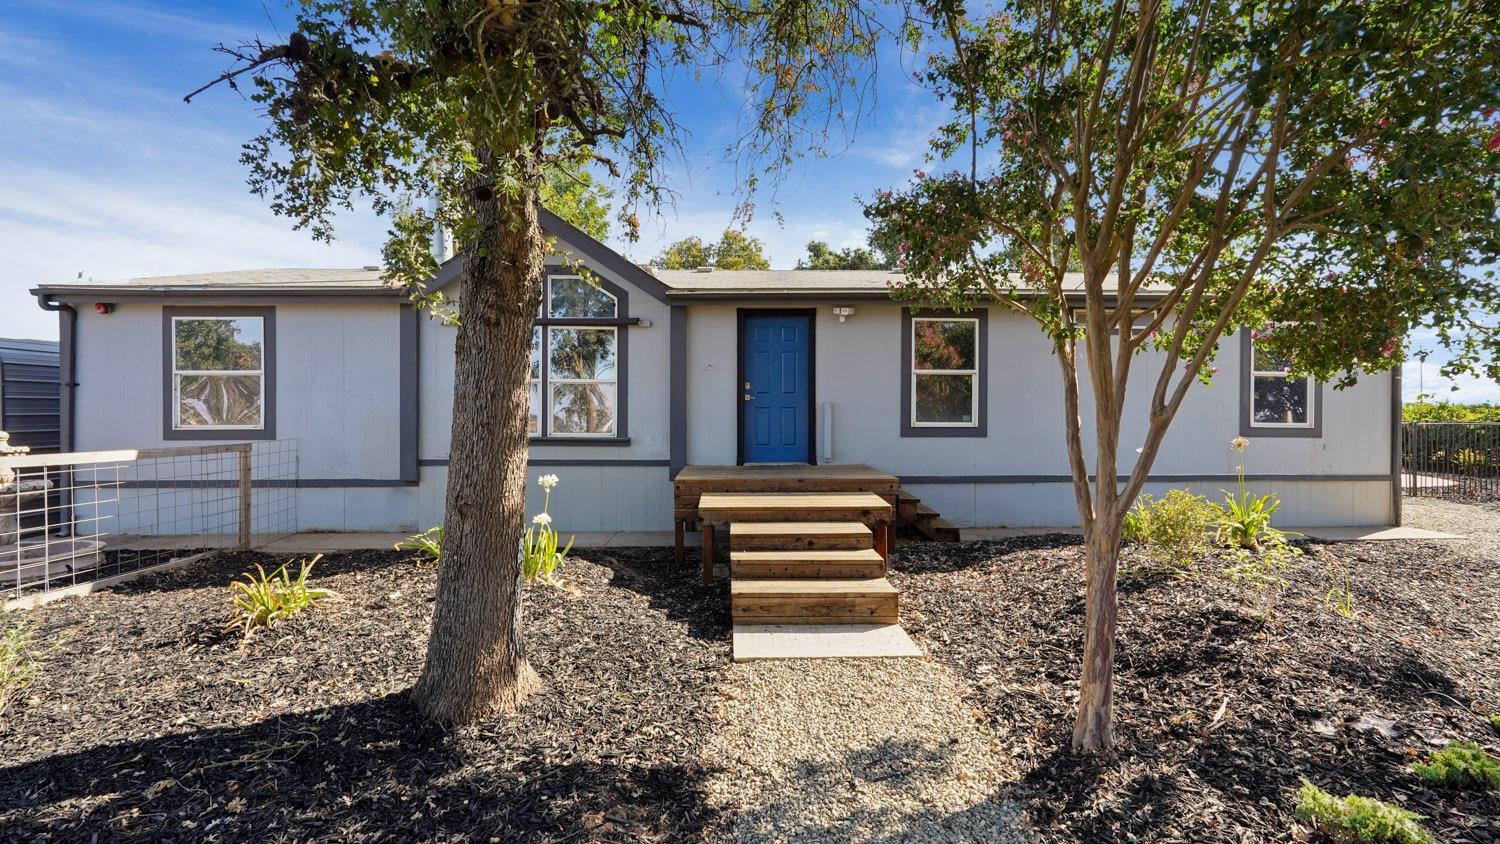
899, 426, 987, 438
529, 436, 631, 445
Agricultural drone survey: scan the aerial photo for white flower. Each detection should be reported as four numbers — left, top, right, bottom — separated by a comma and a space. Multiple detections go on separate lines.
1230, 436, 1249, 452
537, 473, 560, 489
532, 512, 552, 526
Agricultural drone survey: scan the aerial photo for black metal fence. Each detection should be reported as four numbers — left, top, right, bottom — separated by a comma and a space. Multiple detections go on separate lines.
1402, 422, 1500, 498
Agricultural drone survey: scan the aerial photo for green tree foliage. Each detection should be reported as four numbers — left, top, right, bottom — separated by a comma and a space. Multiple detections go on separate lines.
192, 0, 884, 724
540, 159, 612, 241
866, 0, 1500, 752
654, 235, 714, 269
797, 239, 892, 269
1404, 401, 1500, 422
654, 229, 771, 269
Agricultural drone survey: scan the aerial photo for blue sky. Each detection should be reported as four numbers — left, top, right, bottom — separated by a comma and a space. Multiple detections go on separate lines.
0, 0, 1493, 402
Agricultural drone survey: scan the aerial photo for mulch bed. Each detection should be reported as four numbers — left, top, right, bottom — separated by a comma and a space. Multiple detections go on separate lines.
0, 545, 729, 842
892, 535, 1500, 843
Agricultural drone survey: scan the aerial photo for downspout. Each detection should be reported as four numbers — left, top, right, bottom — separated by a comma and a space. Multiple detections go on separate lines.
1391, 365, 1402, 526
34, 293, 76, 532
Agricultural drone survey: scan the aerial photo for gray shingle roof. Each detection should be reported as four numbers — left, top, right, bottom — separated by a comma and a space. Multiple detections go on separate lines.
648, 267, 1140, 296
35, 267, 393, 293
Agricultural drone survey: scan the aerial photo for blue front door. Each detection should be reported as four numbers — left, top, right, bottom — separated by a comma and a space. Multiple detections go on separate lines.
741, 313, 812, 463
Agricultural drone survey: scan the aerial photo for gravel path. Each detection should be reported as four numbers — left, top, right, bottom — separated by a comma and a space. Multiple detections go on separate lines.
1403, 495, 1500, 550
700, 657, 1030, 843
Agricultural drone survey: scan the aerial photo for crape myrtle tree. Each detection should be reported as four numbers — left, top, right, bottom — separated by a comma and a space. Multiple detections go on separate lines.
189, 0, 884, 724
866, 0, 1500, 751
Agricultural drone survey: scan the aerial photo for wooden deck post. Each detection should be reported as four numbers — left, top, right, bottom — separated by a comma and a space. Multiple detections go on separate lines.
700, 523, 716, 585
674, 519, 685, 563
236, 445, 252, 550
874, 519, 889, 561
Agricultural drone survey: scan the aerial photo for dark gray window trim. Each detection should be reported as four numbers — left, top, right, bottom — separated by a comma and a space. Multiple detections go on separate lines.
1239, 330, 1323, 438
900, 307, 988, 438
533, 271, 629, 442
418, 457, 668, 468
162, 306, 277, 441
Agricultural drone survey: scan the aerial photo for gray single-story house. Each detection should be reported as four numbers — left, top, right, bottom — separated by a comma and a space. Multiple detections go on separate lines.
30, 209, 1401, 535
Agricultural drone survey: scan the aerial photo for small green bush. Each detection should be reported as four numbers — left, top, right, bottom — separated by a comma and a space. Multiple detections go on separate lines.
1413, 741, 1500, 791
227, 555, 335, 639
1120, 489, 1220, 577
1294, 783, 1434, 844
1, 615, 45, 715
394, 526, 443, 564
1489, 714, 1500, 735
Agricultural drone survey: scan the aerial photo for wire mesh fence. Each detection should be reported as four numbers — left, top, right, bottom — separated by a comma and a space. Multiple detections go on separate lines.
2, 439, 298, 602
1401, 422, 1500, 498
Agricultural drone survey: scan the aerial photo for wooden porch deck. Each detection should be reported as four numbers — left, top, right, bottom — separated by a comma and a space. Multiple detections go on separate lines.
672, 464, 901, 567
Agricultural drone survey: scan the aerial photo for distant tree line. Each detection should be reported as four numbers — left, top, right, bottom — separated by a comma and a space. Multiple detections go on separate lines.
1404, 401, 1500, 423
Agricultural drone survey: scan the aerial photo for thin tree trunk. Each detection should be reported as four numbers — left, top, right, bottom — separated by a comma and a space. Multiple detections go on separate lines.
1073, 517, 1121, 752
412, 153, 544, 724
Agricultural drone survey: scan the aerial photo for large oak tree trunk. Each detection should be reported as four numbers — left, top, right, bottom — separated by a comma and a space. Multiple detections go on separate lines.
411, 155, 544, 724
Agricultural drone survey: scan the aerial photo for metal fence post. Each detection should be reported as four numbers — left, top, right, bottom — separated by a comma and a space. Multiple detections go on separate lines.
237, 444, 252, 550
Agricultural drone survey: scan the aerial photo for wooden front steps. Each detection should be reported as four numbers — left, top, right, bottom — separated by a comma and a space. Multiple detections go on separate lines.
731, 521, 872, 551
730, 578, 899, 625
896, 487, 961, 542
731, 549, 886, 579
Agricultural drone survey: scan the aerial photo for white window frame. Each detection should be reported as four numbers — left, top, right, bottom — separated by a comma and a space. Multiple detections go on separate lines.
170, 315, 266, 431
544, 325, 618, 438
1248, 337, 1315, 430
532, 275, 621, 438
909, 316, 980, 428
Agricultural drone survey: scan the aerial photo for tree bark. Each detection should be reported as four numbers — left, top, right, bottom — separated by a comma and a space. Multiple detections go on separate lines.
411, 152, 545, 724
1072, 517, 1121, 752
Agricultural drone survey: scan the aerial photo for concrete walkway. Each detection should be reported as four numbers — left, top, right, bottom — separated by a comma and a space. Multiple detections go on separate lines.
961, 524, 1463, 542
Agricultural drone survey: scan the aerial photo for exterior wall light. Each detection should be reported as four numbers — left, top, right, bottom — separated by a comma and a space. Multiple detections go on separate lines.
833, 306, 855, 323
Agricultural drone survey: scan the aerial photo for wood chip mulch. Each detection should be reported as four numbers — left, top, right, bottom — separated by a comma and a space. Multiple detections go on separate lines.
0, 546, 730, 842
891, 535, 1500, 843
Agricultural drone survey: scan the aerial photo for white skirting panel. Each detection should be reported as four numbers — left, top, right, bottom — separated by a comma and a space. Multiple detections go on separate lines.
904, 479, 1396, 528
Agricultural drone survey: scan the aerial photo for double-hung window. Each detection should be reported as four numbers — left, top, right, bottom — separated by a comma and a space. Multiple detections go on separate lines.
531, 275, 620, 438
1241, 331, 1320, 436
903, 310, 987, 435
166, 309, 274, 438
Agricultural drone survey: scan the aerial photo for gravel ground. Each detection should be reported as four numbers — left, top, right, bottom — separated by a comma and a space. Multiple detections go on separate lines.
1404, 495, 1500, 548
699, 658, 1030, 843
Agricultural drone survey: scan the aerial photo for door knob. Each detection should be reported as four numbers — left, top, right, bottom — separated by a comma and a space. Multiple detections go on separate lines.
744, 395, 754, 401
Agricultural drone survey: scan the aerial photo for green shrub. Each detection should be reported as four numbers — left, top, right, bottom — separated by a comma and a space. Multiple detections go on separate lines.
1452, 447, 1487, 471
1489, 714, 1500, 735
1413, 741, 1500, 791
1, 615, 46, 715
1294, 783, 1434, 844
227, 555, 335, 639
394, 526, 443, 564
1121, 490, 1220, 577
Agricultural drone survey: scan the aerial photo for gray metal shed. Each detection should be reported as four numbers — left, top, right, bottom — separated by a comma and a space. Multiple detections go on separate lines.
0, 337, 61, 452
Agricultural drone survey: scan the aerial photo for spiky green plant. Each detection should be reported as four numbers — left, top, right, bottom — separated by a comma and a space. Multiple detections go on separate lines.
227, 555, 334, 639
1, 615, 46, 715
1294, 783, 1434, 844
395, 526, 443, 564
1413, 741, 1500, 791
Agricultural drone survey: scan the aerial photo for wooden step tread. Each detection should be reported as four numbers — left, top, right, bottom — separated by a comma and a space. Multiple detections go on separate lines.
731, 578, 897, 597
731, 522, 872, 538
912, 503, 939, 517
731, 549, 885, 563
701, 492, 892, 510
